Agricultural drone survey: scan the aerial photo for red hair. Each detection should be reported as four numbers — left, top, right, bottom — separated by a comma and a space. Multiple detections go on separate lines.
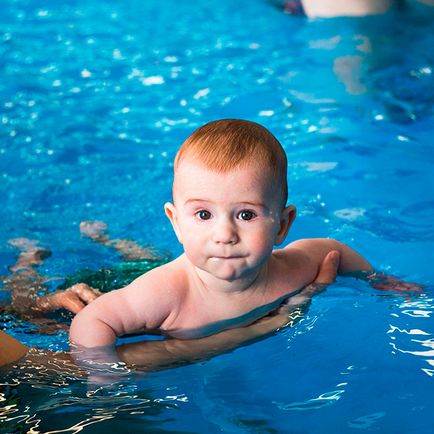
174, 119, 288, 206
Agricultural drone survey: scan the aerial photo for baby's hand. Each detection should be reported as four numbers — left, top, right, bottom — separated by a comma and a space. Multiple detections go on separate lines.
368, 273, 424, 293
33, 283, 102, 314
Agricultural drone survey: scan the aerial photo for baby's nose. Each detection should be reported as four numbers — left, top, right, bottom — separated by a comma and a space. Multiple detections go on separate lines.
212, 218, 239, 244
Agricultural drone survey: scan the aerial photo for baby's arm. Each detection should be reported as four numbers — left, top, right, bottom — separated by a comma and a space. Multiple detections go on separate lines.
287, 238, 373, 274
287, 238, 422, 292
69, 266, 176, 348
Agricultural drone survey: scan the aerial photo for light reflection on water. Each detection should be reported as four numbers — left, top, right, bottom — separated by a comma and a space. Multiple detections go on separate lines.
1, 0, 434, 432
1, 286, 433, 432
1, 355, 189, 434
388, 295, 434, 377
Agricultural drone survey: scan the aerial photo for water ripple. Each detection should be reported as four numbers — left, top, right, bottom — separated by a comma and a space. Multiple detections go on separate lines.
388, 295, 434, 377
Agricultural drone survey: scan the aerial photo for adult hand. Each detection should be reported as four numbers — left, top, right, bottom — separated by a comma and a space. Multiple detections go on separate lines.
33, 283, 102, 314
280, 249, 340, 312
116, 250, 342, 371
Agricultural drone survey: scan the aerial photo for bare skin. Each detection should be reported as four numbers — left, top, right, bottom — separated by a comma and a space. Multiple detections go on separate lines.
1, 222, 167, 318
0, 237, 99, 319
0, 251, 340, 372
0, 251, 422, 375
2, 238, 54, 313
301, 0, 394, 17
114, 252, 345, 371
0, 218, 421, 371
299, 0, 434, 18
70, 161, 422, 348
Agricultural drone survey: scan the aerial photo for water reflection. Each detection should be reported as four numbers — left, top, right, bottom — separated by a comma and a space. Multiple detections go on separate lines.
388, 294, 434, 377
1, 363, 188, 434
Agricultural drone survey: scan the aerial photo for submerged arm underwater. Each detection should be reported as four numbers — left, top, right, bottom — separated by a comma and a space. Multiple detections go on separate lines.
0, 251, 340, 374
0, 249, 423, 376
114, 250, 340, 371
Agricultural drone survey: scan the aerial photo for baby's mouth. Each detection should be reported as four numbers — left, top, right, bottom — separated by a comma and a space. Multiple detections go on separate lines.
212, 255, 244, 260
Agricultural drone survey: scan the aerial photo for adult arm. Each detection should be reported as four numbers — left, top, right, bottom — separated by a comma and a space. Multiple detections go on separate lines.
116, 251, 340, 370
1, 253, 338, 373
0, 330, 30, 367
30, 283, 101, 314
301, 0, 394, 18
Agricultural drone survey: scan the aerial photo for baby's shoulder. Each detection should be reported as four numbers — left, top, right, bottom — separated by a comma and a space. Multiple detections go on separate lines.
127, 255, 189, 295
270, 242, 319, 288
272, 242, 313, 268
111, 256, 189, 328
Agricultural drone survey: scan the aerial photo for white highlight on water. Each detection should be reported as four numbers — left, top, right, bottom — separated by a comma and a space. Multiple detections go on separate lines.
334, 207, 366, 221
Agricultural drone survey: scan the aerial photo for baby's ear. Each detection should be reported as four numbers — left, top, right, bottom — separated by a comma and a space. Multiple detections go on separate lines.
275, 205, 296, 245
164, 202, 183, 244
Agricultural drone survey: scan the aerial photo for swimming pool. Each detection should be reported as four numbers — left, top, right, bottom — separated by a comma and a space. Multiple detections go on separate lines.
1, 0, 434, 432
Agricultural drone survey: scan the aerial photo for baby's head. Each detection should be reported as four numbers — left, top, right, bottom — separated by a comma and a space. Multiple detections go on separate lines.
173, 119, 288, 209
165, 120, 296, 284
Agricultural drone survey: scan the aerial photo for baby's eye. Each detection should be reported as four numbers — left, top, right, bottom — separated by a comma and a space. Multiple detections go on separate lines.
196, 210, 212, 220
237, 210, 256, 221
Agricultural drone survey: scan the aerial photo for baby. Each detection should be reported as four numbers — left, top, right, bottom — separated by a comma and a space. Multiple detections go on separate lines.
69, 119, 415, 348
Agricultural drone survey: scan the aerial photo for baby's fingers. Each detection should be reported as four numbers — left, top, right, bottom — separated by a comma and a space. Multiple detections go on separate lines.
368, 273, 424, 293
373, 279, 423, 293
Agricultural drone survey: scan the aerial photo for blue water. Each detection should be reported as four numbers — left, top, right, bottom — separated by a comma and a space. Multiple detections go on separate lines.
1, 0, 434, 432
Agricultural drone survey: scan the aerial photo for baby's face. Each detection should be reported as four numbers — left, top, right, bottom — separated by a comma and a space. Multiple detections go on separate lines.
165, 159, 292, 283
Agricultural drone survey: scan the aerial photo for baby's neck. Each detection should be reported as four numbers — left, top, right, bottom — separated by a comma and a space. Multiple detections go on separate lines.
190, 261, 269, 299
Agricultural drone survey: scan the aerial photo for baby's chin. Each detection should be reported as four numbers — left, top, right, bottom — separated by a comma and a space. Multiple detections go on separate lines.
203, 258, 260, 282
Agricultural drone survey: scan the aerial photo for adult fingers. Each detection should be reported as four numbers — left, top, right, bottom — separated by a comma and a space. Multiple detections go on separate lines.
77, 287, 101, 304
69, 283, 102, 304
298, 250, 340, 299
278, 251, 341, 316
313, 250, 340, 285
54, 293, 86, 314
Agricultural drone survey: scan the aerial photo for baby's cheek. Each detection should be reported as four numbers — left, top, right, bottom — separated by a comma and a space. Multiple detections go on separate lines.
251, 231, 274, 255
182, 235, 204, 262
